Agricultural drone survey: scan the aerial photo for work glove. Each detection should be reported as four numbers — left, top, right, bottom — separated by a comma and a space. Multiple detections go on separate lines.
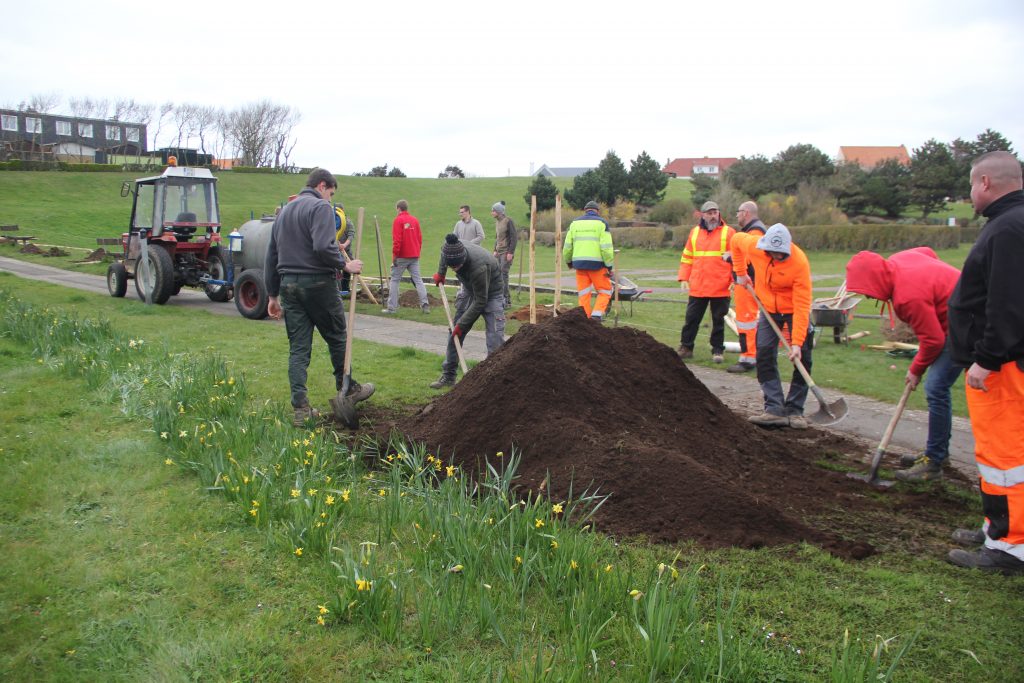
432, 273, 445, 286
679, 281, 689, 293
452, 325, 463, 339
721, 252, 732, 262
606, 267, 614, 280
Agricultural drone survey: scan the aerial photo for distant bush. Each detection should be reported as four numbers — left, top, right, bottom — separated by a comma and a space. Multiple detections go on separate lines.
670, 226, 693, 250
761, 182, 848, 226
610, 227, 668, 249
789, 225, 959, 251
649, 197, 694, 225
959, 226, 982, 243
231, 166, 285, 174
534, 231, 556, 247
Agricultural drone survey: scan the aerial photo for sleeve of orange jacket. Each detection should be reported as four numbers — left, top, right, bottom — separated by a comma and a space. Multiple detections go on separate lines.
790, 251, 813, 348
731, 232, 757, 278
677, 227, 696, 281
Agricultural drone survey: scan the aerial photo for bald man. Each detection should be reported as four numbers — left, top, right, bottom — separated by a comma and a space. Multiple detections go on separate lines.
728, 201, 767, 372
947, 150, 1024, 575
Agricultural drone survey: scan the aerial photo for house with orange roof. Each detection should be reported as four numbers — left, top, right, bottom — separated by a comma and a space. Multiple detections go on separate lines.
661, 156, 738, 179
837, 145, 911, 169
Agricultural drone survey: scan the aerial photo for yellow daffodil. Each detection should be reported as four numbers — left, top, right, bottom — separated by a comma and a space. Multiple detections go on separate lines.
164, 458, 174, 465
534, 518, 544, 528
570, 560, 579, 570
326, 495, 335, 505
630, 589, 643, 600
316, 615, 325, 626
160, 432, 169, 440
294, 547, 303, 557
449, 564, 464, 573
379, 489, 387, 497
552, 503, 563, 515
550, 540, 559, 550
515, 556, 523, 565
178, 430, 187, 438
290, 489, 300, 498
307, 488, 317, 496
446, 465, 456, 478
496, 451, 504, 458
604, 564, 613, 573
341, 489, 350, 502
355, 579, 372, 591
318, 604, 329, 614
249, 509, 258, 517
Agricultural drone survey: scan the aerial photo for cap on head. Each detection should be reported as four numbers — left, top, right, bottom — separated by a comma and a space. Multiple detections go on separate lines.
584, 200, 600, 211
491, 202, 506, 215
442, 233, 468, 268
756, 223, 792, 255
700, 201, 720, 212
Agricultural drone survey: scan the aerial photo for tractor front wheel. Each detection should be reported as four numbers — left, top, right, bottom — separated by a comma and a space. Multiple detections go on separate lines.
134, 245, 174, 304
107, 262, 128, 298
234, 269, 269, 320
205, 248, 232, 302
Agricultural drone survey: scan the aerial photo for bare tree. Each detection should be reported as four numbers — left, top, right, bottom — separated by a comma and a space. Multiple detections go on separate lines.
150, 101, 174, 151
192, 106, 220, 156
68, 97, 110, 119
22, 93, 61, 113
173, 104, 200, 149
223, 100, 300, 168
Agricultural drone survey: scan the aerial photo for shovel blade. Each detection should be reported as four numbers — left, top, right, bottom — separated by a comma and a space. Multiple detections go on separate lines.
328, 394, 359, 429
846, 471, 896, 488
808, 397, 849, 426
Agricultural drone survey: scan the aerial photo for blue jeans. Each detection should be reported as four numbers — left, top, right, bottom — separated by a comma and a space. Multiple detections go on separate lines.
923, 344, 965, 464
756, 313, 814, 416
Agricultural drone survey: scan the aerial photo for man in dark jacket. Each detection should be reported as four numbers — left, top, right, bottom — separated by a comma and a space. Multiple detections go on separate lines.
265, 169, 374, 427
846, 247, 962, 481
946, 150, 1024, 575
429, 234, 506, 388
728, 201, 767, 372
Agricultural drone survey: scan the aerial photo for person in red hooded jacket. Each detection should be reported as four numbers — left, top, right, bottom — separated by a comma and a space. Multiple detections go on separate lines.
846, 247, 964, 481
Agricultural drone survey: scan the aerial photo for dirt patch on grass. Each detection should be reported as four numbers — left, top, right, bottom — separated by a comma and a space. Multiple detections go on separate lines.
397, 289, 440, 308
386, 309, 974, 560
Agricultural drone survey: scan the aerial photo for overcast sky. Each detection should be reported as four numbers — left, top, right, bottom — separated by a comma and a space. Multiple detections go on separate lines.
3, 0, 1022, 177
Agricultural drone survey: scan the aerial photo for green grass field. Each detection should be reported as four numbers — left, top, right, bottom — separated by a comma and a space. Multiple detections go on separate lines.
1, 278, 1021, 681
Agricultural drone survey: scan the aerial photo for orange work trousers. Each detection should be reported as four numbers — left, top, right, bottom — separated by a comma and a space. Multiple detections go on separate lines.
966, 359, 1024, 560
733, 284, 759, 364
576, 268, 612, 318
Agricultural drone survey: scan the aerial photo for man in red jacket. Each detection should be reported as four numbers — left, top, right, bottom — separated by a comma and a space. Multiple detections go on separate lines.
384, 199, 430, 314
846, 247, 963, 481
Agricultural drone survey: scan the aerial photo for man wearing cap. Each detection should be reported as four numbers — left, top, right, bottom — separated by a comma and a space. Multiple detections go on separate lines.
265, 168, 375, 427
727, 201, 767, 373
677, 201, 736, 362
429, 234, 506, 388
564, 201, 615, 320
491, 201, 518, 308
731, 223, 814, 429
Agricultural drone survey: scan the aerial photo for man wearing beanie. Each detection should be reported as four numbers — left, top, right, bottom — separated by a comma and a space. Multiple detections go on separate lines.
491, 201, 518, 308
429, 234, 506, 388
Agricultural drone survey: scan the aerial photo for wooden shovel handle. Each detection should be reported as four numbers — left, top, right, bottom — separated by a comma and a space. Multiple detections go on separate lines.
436, 283, 468, 374
745, 283, 816, 388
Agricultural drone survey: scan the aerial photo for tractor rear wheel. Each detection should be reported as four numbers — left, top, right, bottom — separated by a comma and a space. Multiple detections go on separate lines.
234, 269, 269, 320
205, 248, 232, 302
107, 262, 128, 298
134, 245, 174, 304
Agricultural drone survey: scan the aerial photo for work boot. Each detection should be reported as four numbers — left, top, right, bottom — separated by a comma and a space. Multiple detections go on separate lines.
381, 308, 395, 315
895, 458, 943, 482
421, 303, 430, 314
712, 354, 724, 364
900, 453, 925, 468
748, 412, 789, 428
787, 415, 809, 430
726, 362, 755, 373
345, 381, 375, 403
948, 547, 1024, 575
677, 346, 693, 359
429, 375, 456, 389
951, 528, 986, 547
292, 405, 320, 428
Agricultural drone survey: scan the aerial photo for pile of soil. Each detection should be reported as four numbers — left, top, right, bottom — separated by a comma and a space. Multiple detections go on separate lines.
398, 309, 910, 559
42, 247, 69, 257
397, 289, 440, 308
19, 243, 42, 255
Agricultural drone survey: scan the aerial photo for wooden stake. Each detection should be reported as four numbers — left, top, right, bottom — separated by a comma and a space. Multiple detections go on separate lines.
553, 194, 562, 315
341, 208, 364, 392
529, 195, 537, 324
612, 248, 620, 327
436, 284, 468, 374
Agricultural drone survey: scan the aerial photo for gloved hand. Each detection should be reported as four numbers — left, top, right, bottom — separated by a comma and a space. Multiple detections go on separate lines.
432, 273, 445, 286
679, 281, 689, 293
721, 252, 732, 262
606, 267, 614, 280
452, 324, 463, 338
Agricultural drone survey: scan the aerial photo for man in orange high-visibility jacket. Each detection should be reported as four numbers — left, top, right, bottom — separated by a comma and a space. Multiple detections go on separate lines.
726, 201, 767, 373
946, 150, 1024, 575
732, 223, 814, 430
677, 201, 735, 362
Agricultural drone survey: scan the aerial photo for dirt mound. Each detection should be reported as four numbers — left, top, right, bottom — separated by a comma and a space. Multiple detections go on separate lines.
398, 289, 440, 308
42, 247, 69, 257
399, 308, 889, 559
19, 243, 43, 255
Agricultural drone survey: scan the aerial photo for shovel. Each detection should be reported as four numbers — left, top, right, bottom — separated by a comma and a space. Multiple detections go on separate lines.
436, 283, 468, 374
746, 284, 848, 425
847, 382, 912, 487
330, 209, 365, 428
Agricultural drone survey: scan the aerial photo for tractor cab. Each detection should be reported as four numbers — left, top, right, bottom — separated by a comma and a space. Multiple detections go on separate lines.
125, 163, 221, 240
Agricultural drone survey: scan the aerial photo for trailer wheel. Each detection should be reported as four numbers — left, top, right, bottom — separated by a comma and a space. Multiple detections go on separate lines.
234, 269, 269, 320
134, 245, 174, 304
205, 248, 232, 302
107, 262, 128, 298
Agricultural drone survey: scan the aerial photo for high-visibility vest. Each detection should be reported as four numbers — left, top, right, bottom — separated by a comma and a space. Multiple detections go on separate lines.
677, 223, 735, 297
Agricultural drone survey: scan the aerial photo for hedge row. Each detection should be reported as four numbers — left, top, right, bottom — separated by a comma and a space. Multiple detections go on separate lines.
531, 224, 963, 252
0, 160, 123, 172
229, 166, 314, 174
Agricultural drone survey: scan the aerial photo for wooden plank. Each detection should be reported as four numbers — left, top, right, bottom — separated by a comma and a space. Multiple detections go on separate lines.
96, 238, 123, 246
0, 225, 19, 231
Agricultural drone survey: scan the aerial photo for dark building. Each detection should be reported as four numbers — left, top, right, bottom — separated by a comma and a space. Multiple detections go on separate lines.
0, 108, 147, 162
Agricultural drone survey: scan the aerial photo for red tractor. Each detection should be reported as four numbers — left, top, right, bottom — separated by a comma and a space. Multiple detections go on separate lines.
106, 160, 233, 304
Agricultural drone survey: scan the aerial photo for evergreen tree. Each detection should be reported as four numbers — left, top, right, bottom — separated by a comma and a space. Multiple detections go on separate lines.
862, 159, 912, 218
773, 143, 834, 193
627, 150, 668, 206
690, 174, 719, 209
723, 154, 776, 198
524, 174, 558, 214
595, 150, 630, 205
910, 139, 957, 218
564, 170, 605, 210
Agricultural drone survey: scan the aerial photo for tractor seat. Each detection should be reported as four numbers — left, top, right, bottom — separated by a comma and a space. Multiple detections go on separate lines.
172, 212, 198, 237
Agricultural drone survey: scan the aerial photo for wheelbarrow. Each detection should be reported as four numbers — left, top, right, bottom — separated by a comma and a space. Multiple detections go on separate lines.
610, 273, 652, 317
812, 295, 861, 344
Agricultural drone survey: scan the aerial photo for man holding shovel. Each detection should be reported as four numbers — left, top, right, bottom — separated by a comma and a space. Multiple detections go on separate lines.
429, 234, 506, 389
265, 169, 375, 427
731, 223, 814, 429
845, 247, 963, 481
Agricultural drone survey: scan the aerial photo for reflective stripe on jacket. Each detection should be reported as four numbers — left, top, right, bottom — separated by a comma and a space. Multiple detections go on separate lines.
677, 222, 735, 297
564, 211, 613, 271
731, 231, 812, 347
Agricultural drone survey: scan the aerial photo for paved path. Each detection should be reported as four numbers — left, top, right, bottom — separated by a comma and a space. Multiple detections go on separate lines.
1, 255, 976, 478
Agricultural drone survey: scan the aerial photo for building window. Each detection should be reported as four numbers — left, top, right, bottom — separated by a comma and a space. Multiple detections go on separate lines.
79, 123, 93, 138
25, 117, 43, 134
1, 114, 16, 132
56, 120, 72, 136
126, 127, 140, 143
106, 125, 121, 141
